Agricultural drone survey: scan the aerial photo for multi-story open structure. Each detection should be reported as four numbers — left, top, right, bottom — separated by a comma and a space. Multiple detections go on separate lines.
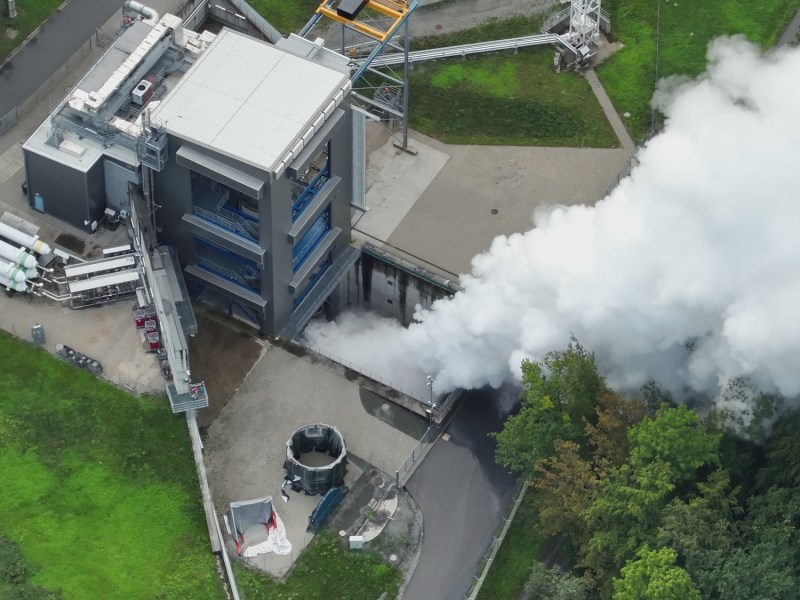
22, 6, 358, 335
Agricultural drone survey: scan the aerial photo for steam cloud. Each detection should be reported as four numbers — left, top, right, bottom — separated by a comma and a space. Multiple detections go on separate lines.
306, 37, 800, 403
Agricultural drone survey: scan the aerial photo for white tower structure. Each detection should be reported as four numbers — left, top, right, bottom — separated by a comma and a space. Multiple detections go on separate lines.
570, 0, 601, 48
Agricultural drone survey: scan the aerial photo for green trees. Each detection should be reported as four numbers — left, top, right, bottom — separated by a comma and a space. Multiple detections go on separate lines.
533, 440, 596, 543
490, 340, 800, 600
612, 546, 700, 600
494, 341, 604, 472
523, 562, 590, 600
628, 405, 721, 484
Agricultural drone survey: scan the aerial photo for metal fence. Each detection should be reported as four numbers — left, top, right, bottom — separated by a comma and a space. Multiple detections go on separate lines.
395, 424, 437, 487
301, 341, 422, 400
0, 31, 101, 135
465, 480, 529, 600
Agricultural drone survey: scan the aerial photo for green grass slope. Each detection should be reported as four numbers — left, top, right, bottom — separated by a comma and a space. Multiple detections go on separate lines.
598, 0, 800, 140
0, 332, 224, 600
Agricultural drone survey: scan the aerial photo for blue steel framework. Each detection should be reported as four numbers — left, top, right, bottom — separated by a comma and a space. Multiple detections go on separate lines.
192, 175, 260, 243
194, 236, 262, 293
189, 129, 340, 327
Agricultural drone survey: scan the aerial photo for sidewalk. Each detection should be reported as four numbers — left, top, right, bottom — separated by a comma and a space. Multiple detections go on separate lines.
583, 68, 636, 154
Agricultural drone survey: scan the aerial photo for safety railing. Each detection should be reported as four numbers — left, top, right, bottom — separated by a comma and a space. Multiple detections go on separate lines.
464, 480, 529, 599
196, 256, 259, 292
395, 424, 438, 487
301, 341, 420, 400
369, 33, 570, 67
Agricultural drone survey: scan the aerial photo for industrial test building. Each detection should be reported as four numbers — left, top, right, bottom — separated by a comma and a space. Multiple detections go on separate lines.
21, 7, 359, 335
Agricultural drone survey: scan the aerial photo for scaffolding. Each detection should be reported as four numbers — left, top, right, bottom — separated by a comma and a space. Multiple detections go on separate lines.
569, 0, 602, 49
300, 0, 418, 150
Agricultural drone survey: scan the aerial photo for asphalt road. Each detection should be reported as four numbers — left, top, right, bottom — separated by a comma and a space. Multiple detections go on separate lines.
0, 0, 124, 119
404, 385, 521, 600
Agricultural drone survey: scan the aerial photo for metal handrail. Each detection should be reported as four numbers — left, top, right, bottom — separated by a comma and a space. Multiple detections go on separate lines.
196, 256, 258, 292
542, 6, 571, 32
369, 33, 573, 67
301, 341, 419, 399
293, 252, 358, 337
395, 424, 437, 487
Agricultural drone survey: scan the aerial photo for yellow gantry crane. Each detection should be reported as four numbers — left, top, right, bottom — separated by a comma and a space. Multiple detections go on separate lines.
312, 0, 413, 43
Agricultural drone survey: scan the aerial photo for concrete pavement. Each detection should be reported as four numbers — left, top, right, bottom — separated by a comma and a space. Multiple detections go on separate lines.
0, 0, 126, 119
356, 126, 631, 280
203, 341, 425, 577
404, 386, 520, 600
584, 68, 636, 153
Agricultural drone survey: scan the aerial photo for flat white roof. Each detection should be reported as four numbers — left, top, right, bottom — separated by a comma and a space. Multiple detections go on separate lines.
152, 29, 350, 173
68, 270, 140, 293
64, 255, 136, 278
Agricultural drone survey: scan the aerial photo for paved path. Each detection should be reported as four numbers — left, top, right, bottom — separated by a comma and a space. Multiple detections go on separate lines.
0, 0, 125, 119
583, 69, 636, 153
404, 386, 519, 600
778, 7, 800, 46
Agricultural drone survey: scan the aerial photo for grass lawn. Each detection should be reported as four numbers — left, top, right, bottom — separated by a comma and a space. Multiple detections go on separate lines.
387, 15, 618, 147
476, 485, 545, 600
408, 51, 619, 147
234, 533, 402, 600
0, 332, 224, 600
598, 0, 800, 141
0, 0, 63, 63
248, 0, 320, 36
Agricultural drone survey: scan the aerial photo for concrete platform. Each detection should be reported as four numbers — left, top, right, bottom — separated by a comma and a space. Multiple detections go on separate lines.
355, 125, 631, 280
203, 341, 423, 577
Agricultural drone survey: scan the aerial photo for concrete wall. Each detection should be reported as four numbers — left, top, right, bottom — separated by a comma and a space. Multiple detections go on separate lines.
153, 138, 195, 258
328, 97, 353, 257
264, 173, 290, 335
85, 158, 107, 227
344, 251, 452, 326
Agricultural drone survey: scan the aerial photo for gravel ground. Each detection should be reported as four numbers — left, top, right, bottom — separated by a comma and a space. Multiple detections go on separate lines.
412, 0, 559, 37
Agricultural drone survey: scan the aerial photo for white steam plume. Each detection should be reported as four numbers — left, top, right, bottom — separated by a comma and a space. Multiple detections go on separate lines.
306, 37, 800, 402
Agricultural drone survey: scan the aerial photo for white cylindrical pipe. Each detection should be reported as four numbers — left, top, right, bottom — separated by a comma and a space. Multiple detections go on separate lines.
124, 0, 159, 24
0, 257, 27, 283
0, 222, 51, 256
0, 239, 36, 269
0, 272, 27, 292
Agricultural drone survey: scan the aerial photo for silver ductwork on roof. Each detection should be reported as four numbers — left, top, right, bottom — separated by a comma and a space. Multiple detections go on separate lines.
123, 0, 160, 25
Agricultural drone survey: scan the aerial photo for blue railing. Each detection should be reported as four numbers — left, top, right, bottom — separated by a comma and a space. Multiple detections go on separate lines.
292, 165, 330, 222
294, 258, 331, 308
193, 182, 259, 242
195, 238, 261, 293
293, 208, 330, 272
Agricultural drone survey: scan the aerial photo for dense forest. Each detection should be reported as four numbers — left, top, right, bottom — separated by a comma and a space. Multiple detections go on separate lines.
493, 341, 800, 599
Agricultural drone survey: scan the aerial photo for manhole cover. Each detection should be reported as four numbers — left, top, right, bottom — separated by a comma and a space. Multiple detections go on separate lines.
373, 476, 385, 488
491, 208, 499, 215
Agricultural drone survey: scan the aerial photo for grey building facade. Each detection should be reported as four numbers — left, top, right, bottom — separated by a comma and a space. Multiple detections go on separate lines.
22, 13, 357, 336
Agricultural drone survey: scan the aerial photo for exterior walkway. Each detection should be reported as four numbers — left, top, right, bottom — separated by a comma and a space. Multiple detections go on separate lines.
583, 68, 636, 153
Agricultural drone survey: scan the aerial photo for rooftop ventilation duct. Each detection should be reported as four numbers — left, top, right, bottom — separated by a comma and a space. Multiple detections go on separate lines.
123, 0, 160, 25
